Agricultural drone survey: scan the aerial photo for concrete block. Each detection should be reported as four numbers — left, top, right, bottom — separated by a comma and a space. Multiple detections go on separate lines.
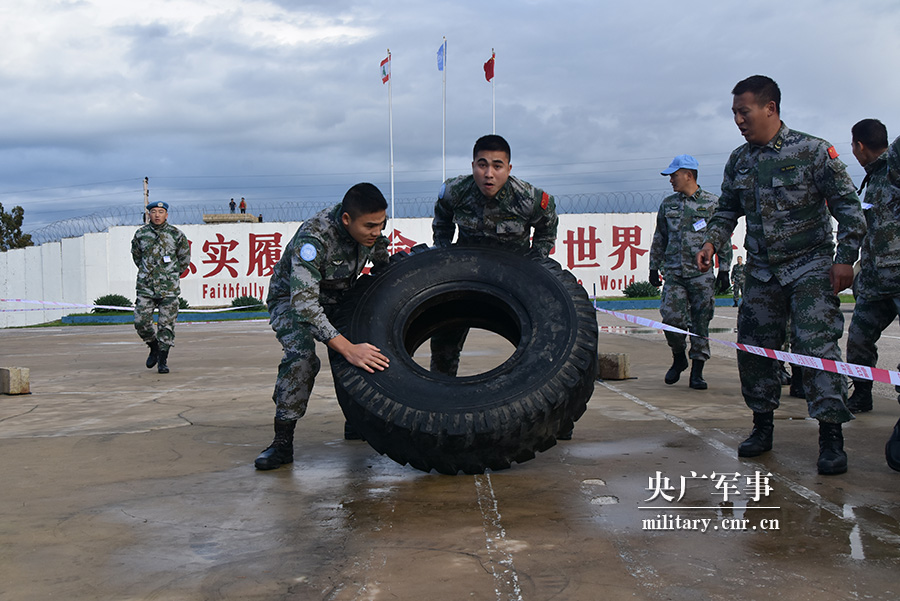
1, 367, 31, 395
597, 353, 629, 380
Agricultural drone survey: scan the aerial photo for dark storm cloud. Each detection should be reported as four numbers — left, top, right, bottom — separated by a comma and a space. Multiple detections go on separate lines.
1, 0, 899, 232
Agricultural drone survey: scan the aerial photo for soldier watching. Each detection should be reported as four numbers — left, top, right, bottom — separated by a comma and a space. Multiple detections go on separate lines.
649, 154, 731, 390
255, 183, 390, 471
844, 119, 898, 414
131, 201, 191, 374
697, 75, 866, 475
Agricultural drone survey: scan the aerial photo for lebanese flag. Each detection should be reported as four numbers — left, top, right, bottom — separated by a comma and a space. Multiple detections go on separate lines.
483, 52, 495, 82
381, 54, 391, 84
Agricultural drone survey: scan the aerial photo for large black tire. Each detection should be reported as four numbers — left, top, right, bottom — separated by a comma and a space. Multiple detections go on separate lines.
330, 245, 598, 474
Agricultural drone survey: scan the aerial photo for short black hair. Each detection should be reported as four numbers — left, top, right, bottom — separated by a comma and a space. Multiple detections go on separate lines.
473, 134, 511, 161
341, 183, 388, 219
732, 75, 781, 114
851, 118, 888, 151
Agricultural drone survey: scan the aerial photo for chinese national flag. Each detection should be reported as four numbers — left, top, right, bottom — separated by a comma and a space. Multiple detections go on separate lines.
483, 52, 495, 82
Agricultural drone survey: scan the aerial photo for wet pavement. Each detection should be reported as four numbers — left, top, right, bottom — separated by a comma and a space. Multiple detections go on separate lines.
1, 306, 899, 601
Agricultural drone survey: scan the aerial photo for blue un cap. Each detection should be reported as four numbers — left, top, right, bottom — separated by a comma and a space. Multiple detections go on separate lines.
147, 201, 169, 211
661, 154, 699, 175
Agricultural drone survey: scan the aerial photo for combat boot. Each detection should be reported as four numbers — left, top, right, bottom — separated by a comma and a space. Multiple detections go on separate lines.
846, 380, 873, 413
145, 339, 159, 368
789, 366, 805, 399
817, 421, 847, 475
557, 427, 574, 441
885, 417, 900, 472
157, 349, 169, 374
688, 360, 707, 390
344, 421, 365, 441
738, 411, 774, 457
664, 350, 689, 385
255, 418, 296, 470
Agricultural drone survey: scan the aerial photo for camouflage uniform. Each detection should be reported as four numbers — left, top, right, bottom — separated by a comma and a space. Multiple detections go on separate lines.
731, 261, 745, 305
430, 174, 558, 374
846, 148, 900, 397
705, 123, 866, 423
266, 204, 389, 421
131, 221, 191, 351
433, 174, 557, 256
650, 187, 731, 360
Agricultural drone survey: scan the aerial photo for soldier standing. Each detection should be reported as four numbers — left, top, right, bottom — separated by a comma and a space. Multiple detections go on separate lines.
132, 201, 191, 374
255, 183, 390, 471
845, 119, 899, 414
649, 154, 731, 390
731, 256, 745, 307
697, 75, 866, 475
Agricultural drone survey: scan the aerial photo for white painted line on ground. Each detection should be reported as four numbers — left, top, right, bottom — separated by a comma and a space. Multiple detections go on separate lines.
474, 473, 524, 601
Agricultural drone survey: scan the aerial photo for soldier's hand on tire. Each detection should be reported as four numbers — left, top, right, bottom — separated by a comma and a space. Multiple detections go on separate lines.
344, 343, 390, 373
329, 334, 390, 373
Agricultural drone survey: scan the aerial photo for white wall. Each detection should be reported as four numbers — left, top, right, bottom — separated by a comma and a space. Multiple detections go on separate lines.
1, 214, 748, 328
40, 242, 62, 325
61, 236, 86, 318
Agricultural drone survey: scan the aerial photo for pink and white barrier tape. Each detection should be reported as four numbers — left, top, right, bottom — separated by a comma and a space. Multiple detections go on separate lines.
594, 305, 900, 386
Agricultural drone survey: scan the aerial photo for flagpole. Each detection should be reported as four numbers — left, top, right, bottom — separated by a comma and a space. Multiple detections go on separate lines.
387, 49, 395, 252
441, 37, 447, 182
491, 48, 495, 134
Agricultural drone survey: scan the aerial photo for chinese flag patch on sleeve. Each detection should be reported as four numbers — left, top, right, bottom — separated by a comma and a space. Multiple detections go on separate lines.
827, 146, 839, 159
541, 191, 550, 210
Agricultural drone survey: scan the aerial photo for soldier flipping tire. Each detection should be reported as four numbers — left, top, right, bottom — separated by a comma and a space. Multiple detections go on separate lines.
329, 245, 598, 475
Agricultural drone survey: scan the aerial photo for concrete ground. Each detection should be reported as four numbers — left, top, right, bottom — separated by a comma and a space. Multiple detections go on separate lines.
1, 306, 899, 601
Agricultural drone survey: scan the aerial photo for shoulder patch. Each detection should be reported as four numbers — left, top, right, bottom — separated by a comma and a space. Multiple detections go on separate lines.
300, 243, 317, 262
439, 182, 446, 200
541, 191, 550, 210
827, 146, 839, 160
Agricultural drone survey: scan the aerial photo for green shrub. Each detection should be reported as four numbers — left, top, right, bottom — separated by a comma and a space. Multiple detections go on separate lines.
178, 297, 190, 310
92, 293, 132, 314
231, 295, 265, 311
623, 281, 660, 299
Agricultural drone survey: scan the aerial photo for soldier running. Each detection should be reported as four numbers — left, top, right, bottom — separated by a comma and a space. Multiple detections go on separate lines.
131, 201, 191, 374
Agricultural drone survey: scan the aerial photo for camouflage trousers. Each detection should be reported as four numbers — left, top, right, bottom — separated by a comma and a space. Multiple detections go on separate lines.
430, 327, 469, 376
659, 272, 715, 361
846, 294, 900, 397
738, 270, 852, 423
269, 307, 340, 421
134, 296, 179, 351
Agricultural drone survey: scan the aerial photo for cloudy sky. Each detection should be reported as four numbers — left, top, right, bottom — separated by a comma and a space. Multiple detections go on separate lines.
2, 0, 899, 234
